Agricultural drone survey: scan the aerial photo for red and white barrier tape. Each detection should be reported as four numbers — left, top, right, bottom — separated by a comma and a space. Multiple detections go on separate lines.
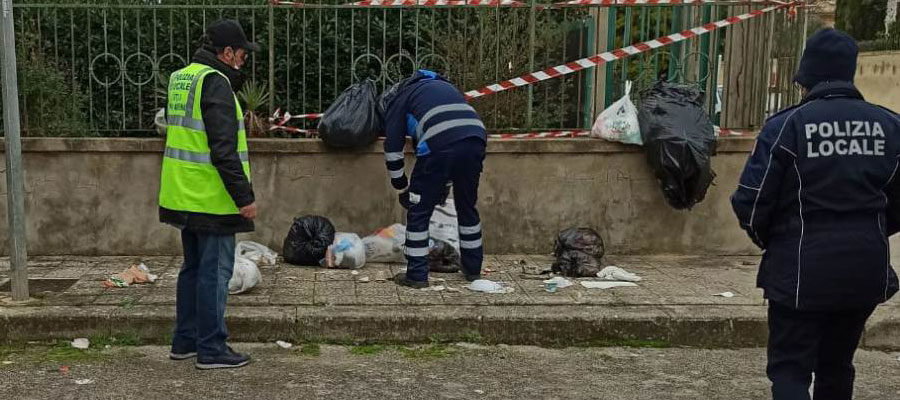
271, 0, 526, 6
488, 130, 590, 139
269, 108, 325, 125
463, 1, 798, 100
349, 0, 526, 6
553, 0, 788, 6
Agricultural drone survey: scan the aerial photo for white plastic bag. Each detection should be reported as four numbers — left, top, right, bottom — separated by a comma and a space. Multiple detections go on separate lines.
362, 224, 407, 263
154, 108, 167, 136
591, 81, 641, 145
324, 233, 366, 269
430, 198, 459, 252
228, 241, 273, 294
230, 257, 261, 294
237, 241, 278, 266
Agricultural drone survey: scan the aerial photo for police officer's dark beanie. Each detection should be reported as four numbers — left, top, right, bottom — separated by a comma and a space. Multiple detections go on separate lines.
794, 28, 859, 89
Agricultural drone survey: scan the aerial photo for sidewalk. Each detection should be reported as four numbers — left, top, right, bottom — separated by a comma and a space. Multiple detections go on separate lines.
1, 255, 898, 349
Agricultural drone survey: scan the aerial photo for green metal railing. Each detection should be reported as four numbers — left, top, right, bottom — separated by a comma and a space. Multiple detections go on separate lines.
4, 0, 805, 136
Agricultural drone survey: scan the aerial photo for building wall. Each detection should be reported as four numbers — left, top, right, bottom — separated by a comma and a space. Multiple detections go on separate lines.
857, 51, 900, 112
0, 138, 758, 256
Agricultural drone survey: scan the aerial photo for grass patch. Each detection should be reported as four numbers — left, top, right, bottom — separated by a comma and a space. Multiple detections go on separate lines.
399, 343, 457, 359
299, 343, 321, 357
349, 345, 388, 356
88, 333, 143, 348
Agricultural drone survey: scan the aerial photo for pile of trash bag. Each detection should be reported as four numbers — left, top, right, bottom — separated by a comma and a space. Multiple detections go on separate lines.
318, 79, 383, 148
551, 227, 605, 277
229, 241, 276, 295
360, 199, 462, 272
283, 215, 336, 266
638, 81, 717, 210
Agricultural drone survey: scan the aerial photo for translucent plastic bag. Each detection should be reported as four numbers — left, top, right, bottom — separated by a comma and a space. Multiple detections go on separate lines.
236, 241, 277, 267
362, 224, 407, 263
230, 257, 262, 295
323, 233, 366, 269
591, 81, 642, 145
429, 198, 459, 252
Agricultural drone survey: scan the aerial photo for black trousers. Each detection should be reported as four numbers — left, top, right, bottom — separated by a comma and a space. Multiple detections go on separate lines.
767, 301, 876, 400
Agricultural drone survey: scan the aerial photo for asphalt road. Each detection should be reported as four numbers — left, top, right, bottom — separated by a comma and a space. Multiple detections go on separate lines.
2, 343, 899, 400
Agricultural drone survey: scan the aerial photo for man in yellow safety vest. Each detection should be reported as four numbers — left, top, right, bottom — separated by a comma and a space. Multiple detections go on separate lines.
159, 19, 258, 370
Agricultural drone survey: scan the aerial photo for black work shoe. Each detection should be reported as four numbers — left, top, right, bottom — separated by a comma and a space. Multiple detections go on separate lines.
195, 346, 250, 370
464, 274, 482, 282
393, 273, 429, 289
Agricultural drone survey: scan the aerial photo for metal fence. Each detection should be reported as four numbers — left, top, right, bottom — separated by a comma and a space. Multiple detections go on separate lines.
3, 0, 806, 136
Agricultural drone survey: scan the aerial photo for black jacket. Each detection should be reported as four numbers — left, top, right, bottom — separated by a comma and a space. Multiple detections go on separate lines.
159, 47, 255, 234
731, 81, 900, 310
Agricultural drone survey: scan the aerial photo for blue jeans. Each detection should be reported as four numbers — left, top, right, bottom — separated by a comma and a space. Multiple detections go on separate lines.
172, 230, 235, 357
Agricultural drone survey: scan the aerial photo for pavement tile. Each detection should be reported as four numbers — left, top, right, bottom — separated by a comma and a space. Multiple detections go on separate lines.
227, 295, 271, 306
269, 294, 314, 306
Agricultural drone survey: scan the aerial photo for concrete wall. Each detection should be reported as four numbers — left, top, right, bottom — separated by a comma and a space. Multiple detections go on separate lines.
856, 51, 900, 111
0, 138, 760, 256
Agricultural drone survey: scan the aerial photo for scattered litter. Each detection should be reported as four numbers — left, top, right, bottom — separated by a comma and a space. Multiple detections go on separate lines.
466, 279, 514, 294
484, 268, 496, 273
714, 292, 736, 298
421, 285, 446, 292
237, 241, 278, 266
351, 270, 360, 276
455, 343, 488, 350
580, 281, 638, 289
71, 338, 90, 350
276, 340, 294, 349
2, 361, 13, 365
475, 390, 485, 395
597, 266, 642, 282
358, 277, 371, 283
445, 286, 461, 293
431, 278, 446, 283
75, 379, 94, 385
102, 263, 158, 288
552, 227, 605, 277
542, 276, 574, 290
374, 271, 389, 282
59, 366, 70, 376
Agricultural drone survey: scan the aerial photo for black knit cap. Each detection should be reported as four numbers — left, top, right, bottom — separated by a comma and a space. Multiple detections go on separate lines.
793, 28, 858, 89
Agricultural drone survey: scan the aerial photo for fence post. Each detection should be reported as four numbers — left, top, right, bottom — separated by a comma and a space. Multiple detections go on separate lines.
1, 0, 30, 301
526, 0, 536, 129
268, 1, 275, 115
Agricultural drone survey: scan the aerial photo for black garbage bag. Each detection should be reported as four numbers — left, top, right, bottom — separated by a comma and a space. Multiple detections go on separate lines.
318, 79, 383, 148
638, 81, 717, 210
551, 227, 605, 277
283, 215, 336, 266
427, 239, 461, 273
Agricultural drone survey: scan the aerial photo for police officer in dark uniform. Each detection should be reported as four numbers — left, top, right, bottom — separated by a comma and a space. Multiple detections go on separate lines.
379, 70, 487, 288
732, 28, 900, 400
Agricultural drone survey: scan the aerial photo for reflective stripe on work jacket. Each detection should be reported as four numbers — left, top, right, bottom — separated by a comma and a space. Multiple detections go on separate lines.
159, 63, 250, 215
